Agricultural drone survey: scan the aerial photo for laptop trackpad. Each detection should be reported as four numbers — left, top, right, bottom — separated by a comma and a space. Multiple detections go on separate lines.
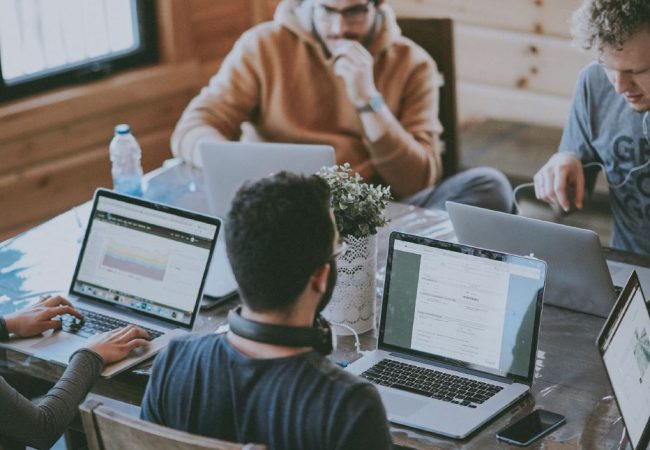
381, 390, 430, 418
30, 332, 84, 361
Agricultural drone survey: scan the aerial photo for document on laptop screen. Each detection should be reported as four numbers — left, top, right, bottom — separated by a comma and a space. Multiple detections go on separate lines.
73, 197, 217, 325
602, 285, 650, 448
383, 239, 544, 378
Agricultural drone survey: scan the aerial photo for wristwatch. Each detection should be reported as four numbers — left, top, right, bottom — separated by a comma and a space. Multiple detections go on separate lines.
356, 94, 385, 113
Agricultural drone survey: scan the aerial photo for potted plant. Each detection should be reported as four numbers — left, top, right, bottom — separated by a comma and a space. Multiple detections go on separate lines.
317, 163, 392, 334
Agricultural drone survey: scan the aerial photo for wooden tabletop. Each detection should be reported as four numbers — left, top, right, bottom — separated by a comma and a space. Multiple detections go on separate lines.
0, 161, 631, 449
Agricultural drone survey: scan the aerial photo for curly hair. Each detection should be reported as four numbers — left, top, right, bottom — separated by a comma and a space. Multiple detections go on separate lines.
572, 0, 650, 50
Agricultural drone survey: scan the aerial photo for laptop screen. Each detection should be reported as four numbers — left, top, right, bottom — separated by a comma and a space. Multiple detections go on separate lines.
379, 233, 546, 383
598, 272, 650, 449
70, 191, 219, 328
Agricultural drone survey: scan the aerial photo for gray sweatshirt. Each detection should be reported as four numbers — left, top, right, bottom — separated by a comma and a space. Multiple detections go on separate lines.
0, 317, 104, 450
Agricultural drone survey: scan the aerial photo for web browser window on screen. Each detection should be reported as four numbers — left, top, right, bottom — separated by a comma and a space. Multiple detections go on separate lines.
383, 240, 544, 379
73, 197, 216, 325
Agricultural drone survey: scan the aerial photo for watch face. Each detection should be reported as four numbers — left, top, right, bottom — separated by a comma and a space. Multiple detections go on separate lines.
357, 94, 384, 113
369, 94, 384, 112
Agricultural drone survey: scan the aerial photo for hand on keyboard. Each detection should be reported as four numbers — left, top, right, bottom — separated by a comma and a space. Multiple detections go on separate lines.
83, 325, 150, 364
4, 295, 83, 338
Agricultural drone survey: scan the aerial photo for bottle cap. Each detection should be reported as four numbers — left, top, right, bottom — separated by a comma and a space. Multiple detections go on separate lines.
114, 124, 131, 135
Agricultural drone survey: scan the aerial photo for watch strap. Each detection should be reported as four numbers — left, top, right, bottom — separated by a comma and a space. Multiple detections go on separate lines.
356, 94, 384, 113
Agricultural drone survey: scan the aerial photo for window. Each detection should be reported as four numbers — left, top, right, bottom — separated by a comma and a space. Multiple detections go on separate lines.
0, 0, 157, 102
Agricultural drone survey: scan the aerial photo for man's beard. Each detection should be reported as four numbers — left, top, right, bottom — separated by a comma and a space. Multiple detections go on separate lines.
317, 259, 338, 314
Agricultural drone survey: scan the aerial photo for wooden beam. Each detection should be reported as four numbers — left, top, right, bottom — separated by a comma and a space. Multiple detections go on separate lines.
156, 0, 195, 63
393, 0, 581, 39
458, 81, 571, 128
0, 129, 172, 234
0, 94, 192, 176
0, 61, 200, 142
455, 24, 592, 98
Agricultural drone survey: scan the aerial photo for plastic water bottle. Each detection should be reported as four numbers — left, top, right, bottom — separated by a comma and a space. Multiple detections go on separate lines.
109, 124, 143, 196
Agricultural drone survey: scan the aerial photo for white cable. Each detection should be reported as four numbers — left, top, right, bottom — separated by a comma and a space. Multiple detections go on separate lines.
582, 110, 650, 189
512, 182, 535, 214
512, 111, 650, 207
329, 320, 367, 356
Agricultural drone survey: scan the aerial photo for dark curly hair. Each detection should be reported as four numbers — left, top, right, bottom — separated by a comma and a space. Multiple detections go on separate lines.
225, 172, 334, 313
572, 0, 650, 50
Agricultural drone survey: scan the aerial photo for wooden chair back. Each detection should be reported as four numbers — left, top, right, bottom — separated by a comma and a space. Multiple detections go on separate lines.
79, 398, 266, 450
397, 18, 460, 178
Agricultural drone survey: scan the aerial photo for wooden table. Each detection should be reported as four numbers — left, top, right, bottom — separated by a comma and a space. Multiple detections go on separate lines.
0, 161, 630, 449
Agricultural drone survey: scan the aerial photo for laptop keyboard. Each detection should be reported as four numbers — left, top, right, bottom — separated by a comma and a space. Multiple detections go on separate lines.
361, 359, 503, 408
58, 308, 163, 341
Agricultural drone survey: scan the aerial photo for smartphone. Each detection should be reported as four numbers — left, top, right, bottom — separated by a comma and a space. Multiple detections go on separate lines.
496, 409, 566, 446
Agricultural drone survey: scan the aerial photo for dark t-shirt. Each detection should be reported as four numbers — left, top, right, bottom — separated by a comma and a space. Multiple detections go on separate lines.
141, 333, 393, 450
559, 62, 650, 254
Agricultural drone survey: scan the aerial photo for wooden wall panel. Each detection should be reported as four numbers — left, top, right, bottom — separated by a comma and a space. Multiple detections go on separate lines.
392, 0, 591, 127
392, 0, 581, 39
459, 81, 571, 128
455, 24, 591, 98
0, 0, 260, 240
0, 129, 173, 239
0, 0, 588, 240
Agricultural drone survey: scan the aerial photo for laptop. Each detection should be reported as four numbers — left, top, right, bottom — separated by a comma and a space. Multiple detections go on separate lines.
0, 189, 220, 377
198, 141, 335, 301
447, 201, 650, 318
597, 271, 650, 450
346, 232, 547, 439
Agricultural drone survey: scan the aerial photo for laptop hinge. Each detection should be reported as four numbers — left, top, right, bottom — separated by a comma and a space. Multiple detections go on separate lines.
388, 351, 516, 385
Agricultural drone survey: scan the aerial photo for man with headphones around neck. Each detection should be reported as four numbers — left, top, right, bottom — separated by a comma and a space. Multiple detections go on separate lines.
534, 0, 650, 255
141, 172, 393, 450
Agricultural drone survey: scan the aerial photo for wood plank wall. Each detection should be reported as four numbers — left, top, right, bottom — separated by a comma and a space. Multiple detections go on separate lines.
0, 0, 589, 240
0, 0, 277, 241
392, 0, 594, 127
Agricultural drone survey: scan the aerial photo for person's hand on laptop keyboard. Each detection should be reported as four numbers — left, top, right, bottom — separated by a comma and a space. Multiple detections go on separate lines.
3, 295, 84, 337
84, 325, 150, 364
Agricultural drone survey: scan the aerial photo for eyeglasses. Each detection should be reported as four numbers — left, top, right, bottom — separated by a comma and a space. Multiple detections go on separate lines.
315, 2, 373, 25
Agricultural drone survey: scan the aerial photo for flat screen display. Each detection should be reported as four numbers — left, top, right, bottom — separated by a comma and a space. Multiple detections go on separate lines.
380, 234, 546, 382
72, 195, 218, 327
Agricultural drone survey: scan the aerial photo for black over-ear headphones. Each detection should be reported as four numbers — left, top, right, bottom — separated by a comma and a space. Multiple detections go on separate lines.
227, 306, 333, 355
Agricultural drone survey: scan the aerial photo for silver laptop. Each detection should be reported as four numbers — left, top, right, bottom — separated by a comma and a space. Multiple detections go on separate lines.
447, 201, 650, 318
198, 141, 335, 299
597, 272, 650, 450
0, 189, 220, 377
346, 232, 547, 439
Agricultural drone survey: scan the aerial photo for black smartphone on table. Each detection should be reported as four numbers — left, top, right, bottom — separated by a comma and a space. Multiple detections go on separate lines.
496, 409, 565, 446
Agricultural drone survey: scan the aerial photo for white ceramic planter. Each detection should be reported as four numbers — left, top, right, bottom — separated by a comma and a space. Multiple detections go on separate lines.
323, 234, 377, 335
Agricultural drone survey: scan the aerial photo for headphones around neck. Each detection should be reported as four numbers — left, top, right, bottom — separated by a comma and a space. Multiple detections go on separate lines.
227, 306, 333, 355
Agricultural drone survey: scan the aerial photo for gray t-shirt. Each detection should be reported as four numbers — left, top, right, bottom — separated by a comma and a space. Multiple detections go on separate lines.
560, 62, 650, 254
141, 333, 393, 450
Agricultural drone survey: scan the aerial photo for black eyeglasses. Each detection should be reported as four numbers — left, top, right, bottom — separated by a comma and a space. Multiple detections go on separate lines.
315, 1, 373, 25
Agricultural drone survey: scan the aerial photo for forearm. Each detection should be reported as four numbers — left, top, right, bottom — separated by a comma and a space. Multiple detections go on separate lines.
0, 350, 104, 449
362, 109, 442, 198
171, 122, 228, 168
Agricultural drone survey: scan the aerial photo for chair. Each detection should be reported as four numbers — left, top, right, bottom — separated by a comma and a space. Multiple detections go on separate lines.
397, 18, 459, 178
79, 398, 266, 450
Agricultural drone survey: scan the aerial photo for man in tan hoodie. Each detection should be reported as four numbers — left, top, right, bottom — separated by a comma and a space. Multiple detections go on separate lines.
172, 0, 512, 211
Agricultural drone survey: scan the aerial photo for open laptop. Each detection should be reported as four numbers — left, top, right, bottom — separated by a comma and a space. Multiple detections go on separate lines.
346, 232, 547, 439
0, 189, 220, 377
198, 141, 335, 301
597, 272, 650, 450
447, 201, 650, 318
